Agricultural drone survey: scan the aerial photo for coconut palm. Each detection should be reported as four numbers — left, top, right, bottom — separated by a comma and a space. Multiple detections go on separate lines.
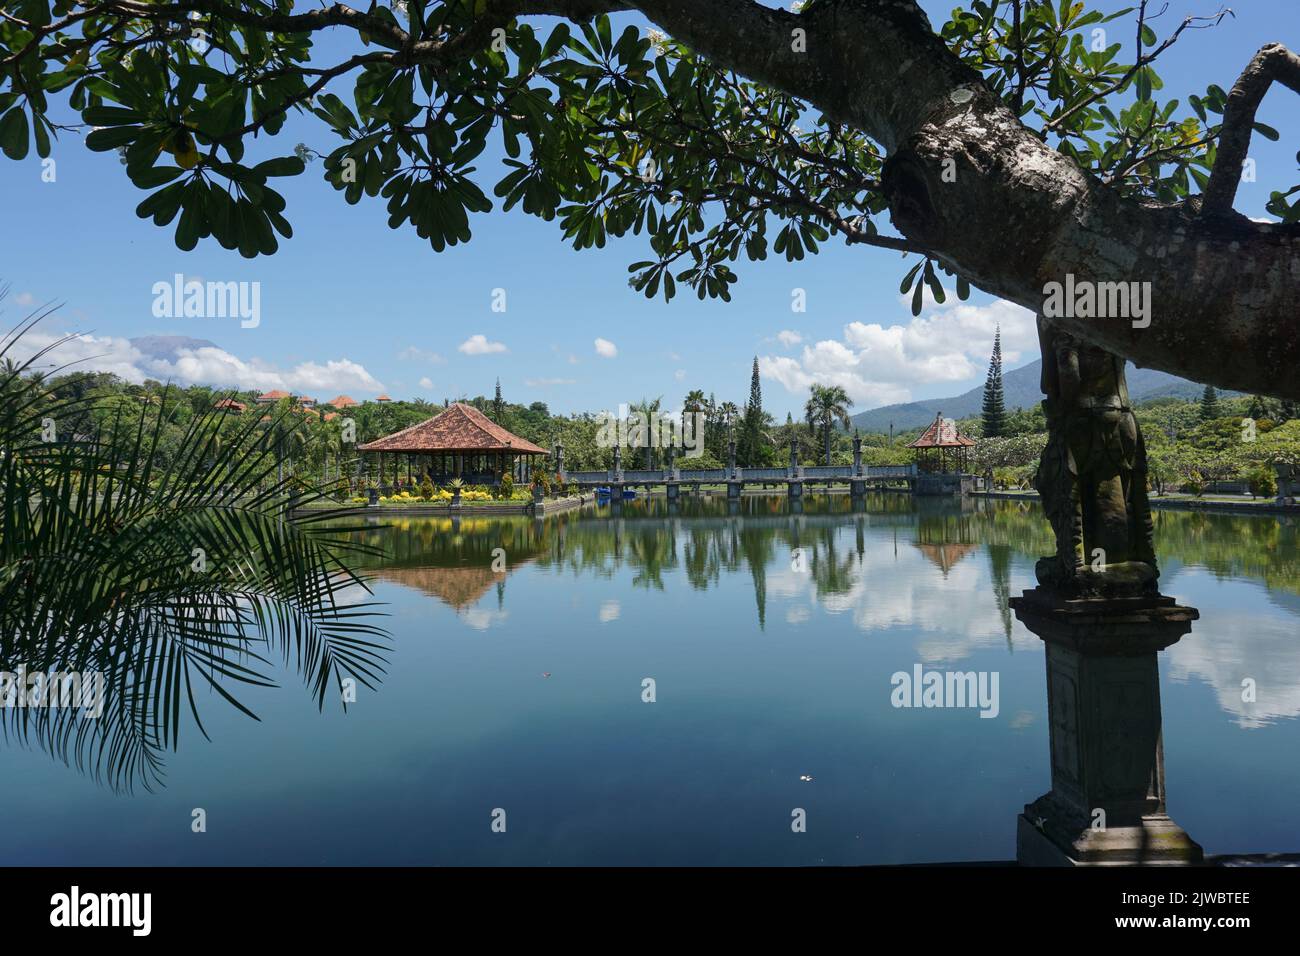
0, 298, 388, 792
628, 396, 662, 469
804, 384, 854, 466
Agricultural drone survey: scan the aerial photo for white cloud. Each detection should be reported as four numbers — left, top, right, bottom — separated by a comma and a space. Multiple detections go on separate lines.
399, 346, 446, 364
599, 600, 621, 623
674, 369, 686, 381
418, 376, 434, 390
761, 296, 1034, 408
458, 334, 507, 355
7, 330, 385, 394
594, 337, 618, 359
525, 377, 577, 387
13, 292, 35, 306
777, 330, 803, 348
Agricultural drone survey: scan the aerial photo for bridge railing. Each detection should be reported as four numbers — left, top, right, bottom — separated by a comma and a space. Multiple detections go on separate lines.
622, 469, 665, 483
866, 464, 918, 478
679, 468, 728, 482
743, 467, 789, 481
567, 470, 611, 484
802, 465, 853, 479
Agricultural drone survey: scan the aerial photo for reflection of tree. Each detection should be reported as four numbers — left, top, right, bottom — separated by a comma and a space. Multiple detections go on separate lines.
348, 494, 1300, 635
987, 543, 1015, 649
738, 526, 776, 629
808, 526, 858, 597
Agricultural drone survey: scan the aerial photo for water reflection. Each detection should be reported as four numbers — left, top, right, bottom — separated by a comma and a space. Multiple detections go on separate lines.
5, 491, 1299, 864
349, 495, 1300, 727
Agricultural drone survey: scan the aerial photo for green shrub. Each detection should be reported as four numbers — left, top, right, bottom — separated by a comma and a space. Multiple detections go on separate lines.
419, 475, 435, 501
1249, 467, 1277, 499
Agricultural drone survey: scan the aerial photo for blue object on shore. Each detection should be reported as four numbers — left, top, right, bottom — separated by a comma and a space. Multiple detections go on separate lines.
594, 487, 636, 500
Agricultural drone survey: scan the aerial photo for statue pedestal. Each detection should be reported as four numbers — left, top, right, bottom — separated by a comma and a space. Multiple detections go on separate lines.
1010, 587, 1203, 866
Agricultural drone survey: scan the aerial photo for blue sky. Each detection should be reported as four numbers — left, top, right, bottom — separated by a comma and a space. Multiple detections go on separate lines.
2, 0, 1297, 418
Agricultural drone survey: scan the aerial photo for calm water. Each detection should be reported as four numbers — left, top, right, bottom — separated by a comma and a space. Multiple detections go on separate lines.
4, 494, 1298, 865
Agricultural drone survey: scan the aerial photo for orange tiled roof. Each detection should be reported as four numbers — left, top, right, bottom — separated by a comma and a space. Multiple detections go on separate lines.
907, 412, 977, 449
328, 395, 358, 408
375, 393, 392, 402
358, 402, 547, 454
214, 398, 246, 412
257, 389, 291, 402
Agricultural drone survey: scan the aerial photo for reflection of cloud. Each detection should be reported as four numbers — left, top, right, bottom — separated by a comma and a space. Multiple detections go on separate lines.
461, 608, 509, 631
1009, 711, 1036, 730
1166, 575, 1300, 727
786, 606, 810, 625
599, 600, 621, 623
770, 537, 1030, 663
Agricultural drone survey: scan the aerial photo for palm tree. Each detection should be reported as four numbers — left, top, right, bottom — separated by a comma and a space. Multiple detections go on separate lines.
0, 299, 388, 792
804, 384, 854, 465
628, 396, 662, 469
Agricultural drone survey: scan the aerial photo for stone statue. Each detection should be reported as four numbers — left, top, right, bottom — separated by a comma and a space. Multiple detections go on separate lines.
1033, 316, 1158, 597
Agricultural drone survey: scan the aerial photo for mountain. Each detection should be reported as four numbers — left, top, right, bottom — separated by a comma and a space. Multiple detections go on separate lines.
849, 360, 1234, 434
130, 335, 219, 362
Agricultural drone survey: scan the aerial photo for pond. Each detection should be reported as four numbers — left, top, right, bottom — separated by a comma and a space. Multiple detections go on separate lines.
3, 494, 1298, 865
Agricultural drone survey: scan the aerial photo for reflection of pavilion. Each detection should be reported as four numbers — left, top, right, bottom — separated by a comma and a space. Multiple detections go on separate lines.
374, 566, 506, 610
912, 541, 978, 575
913, 508, 979, 575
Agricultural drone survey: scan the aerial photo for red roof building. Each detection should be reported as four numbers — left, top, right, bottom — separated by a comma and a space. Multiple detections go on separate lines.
213, 398, 246, 413
327, 395, 359, 408
256, 389, 291, 404
358, 402, 548, 486
907, 412, 976, 473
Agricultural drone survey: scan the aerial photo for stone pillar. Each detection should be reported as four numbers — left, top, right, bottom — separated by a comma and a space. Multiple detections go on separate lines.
852, 431, 863, 476
612, 444, 623, 482
1010, 588, 1203, 866
666, 482, 680, 501
789, 438, 798, 473
1276, 463, 1295, 505
727, 439, 737, 479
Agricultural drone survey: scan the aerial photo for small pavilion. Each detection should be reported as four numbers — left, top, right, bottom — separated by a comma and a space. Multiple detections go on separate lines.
357, 402, 548, 488
907, 412, 976, 474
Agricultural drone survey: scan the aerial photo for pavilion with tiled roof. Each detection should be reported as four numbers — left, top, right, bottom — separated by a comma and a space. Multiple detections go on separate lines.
358, 402, 549, 486
907, 411, 977, 473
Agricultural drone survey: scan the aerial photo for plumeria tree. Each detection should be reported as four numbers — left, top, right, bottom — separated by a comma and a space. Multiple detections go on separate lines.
1, 1, 1298, 397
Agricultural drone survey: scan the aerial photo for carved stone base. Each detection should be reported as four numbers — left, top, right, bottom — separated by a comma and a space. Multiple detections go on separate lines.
1010, 586, 1198, 655
1011, 586, 1201, 866
1018, 796, 1203, 867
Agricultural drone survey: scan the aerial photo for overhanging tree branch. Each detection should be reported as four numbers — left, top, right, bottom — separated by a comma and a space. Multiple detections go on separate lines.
1201, 42, 1300, 218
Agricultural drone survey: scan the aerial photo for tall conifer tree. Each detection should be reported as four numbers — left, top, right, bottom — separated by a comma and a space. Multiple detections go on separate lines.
981, 327, 1006, 438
